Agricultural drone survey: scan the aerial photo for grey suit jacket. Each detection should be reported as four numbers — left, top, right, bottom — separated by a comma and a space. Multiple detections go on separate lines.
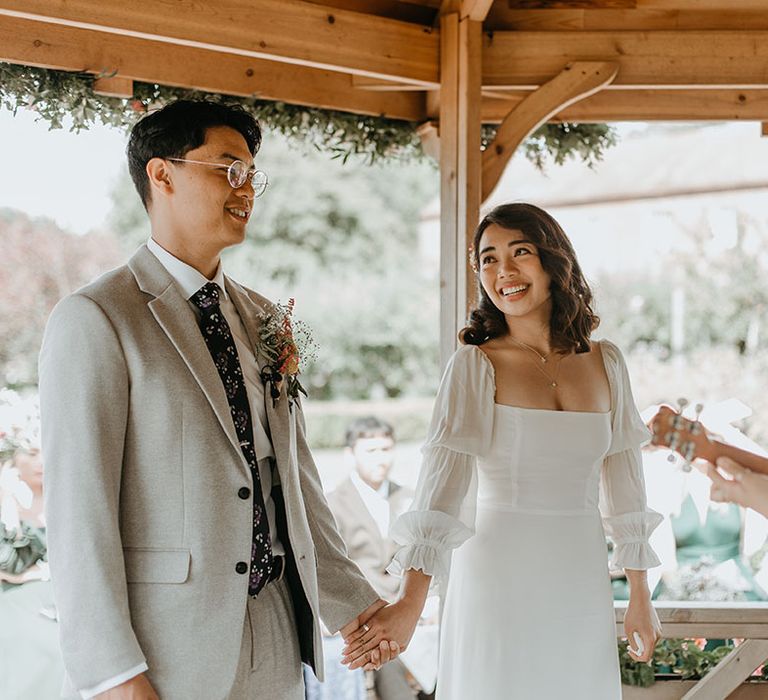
327, 478, 413, 602
39, 245, 378, 698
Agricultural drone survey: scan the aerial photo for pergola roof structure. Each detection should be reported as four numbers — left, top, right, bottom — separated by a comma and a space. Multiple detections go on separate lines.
1, 0, 767, 362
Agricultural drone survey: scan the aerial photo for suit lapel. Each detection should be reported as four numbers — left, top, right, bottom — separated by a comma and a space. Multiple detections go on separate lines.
129, 246, 248, 473
225, 278, 266, 361
226, 280, 295, 493
340, 478, 388, 562
343, 479, 382, 544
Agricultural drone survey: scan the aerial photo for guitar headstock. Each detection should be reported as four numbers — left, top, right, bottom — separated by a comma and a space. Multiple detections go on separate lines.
649, 398, 712, 472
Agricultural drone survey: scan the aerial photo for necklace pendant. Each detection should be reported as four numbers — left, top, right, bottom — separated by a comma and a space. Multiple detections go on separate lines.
542, 357, 547, 363
551, 382, 557, 388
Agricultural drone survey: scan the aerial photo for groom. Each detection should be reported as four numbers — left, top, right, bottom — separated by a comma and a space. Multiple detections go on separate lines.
39, 100, 395, 699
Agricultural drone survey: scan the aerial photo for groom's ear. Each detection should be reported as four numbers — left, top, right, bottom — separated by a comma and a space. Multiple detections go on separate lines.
146, 157, 174, 201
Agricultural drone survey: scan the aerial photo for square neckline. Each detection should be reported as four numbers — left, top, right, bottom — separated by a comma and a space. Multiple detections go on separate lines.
471, 341, 613, 416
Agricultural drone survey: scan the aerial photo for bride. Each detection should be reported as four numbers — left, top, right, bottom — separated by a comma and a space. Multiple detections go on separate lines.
342, 203, 663, 698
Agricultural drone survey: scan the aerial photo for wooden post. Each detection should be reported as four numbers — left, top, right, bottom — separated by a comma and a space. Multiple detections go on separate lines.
439, 11, 482, 368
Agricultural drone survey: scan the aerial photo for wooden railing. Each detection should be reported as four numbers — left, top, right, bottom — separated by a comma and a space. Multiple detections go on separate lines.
615, 602, 768, 699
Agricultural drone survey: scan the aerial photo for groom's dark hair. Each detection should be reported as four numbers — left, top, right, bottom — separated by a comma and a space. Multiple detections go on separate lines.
127, 99, 262, 210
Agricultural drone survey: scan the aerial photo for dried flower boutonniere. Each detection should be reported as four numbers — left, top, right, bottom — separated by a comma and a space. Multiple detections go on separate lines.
257, 298, 317, 409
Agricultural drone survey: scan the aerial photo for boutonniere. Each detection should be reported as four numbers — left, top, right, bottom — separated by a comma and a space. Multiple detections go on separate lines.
256, 298, 317, 409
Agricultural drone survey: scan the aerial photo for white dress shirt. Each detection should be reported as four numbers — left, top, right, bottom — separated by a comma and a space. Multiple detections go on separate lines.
350, 470, 391, 538
81, 239, 284, 698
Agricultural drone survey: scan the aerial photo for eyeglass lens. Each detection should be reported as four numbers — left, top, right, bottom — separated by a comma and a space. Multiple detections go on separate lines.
227, 161, 268, 197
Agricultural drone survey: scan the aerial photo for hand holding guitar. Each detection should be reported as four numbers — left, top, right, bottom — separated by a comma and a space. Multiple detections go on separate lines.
650, 401, 768, 517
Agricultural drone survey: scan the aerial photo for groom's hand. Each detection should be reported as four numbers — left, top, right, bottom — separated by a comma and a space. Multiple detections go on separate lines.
95, 673, 159, 700
339, 598, 387, 640
342, 599, 421, 670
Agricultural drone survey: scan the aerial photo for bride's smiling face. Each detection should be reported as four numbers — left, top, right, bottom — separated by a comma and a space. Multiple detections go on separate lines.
478, 223, 552, 319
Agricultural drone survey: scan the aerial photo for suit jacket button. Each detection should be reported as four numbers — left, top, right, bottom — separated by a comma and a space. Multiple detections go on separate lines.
235, 562, 248, 575
238, 487, 251, 500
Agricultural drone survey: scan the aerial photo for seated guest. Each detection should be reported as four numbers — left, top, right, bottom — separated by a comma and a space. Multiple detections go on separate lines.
0, 430, 65, 698
325, 417, 428, 700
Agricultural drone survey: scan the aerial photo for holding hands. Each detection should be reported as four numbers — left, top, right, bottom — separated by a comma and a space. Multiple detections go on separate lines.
340, 569, 432, 671
341, 599, 420, 670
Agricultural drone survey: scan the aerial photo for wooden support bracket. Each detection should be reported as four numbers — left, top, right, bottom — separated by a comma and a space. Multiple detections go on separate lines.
481, 60, 619, 202
417, 120, 440, 161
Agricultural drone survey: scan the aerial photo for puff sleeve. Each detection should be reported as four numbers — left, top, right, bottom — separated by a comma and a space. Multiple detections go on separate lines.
600, 340, 663, 570
388, 345, 494, 586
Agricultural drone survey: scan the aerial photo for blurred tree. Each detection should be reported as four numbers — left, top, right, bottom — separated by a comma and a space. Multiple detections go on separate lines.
0, 209, 122, 387
595, 209, 768, 358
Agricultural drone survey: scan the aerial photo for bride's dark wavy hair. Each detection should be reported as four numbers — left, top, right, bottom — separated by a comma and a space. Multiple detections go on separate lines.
460, 203, 599, 353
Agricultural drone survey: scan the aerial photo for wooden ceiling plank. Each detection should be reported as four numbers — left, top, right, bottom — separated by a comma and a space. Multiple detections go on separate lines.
481, 89, 768, 122
0, 15, 427, 121
487, 9, 768, 31
483, 31, 768, 89
0, 0, 439, 86
507, 1, 635, 8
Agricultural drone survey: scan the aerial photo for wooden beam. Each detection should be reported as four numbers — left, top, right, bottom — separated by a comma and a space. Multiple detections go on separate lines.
615, 602, 768, 639
507, 1, 636, 7
0, 0, 439, 86
481, 89, 768, 122
352, 75, 426, 91
92, 76, 133, 98
0, 15, 426, 121
481, 61, 618, 202
622, 683, 768, 700
486, 9, 768, 32
483, 31, 768, 89
681, 640, 768, 700
461, 0, 494, 21
439, 12, 482, 367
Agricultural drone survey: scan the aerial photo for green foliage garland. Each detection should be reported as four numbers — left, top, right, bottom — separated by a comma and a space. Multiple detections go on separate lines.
0, 62, 615, 168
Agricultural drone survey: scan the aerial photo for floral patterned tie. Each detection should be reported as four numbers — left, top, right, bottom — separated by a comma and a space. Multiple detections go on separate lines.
191, 282, 274, 596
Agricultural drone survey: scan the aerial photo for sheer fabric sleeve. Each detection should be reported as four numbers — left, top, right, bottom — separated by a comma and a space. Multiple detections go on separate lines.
388, 345, 494, 586
600, 340, 663, 571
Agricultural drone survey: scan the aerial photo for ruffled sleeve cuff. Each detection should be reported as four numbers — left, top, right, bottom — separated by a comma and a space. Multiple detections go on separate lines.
387, 510, 474, 587
603, 510, 663, 570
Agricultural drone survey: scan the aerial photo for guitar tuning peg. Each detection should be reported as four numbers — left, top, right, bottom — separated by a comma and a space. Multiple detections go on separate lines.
694, 403, 704, 416
667, 454, 677, 464
678, 398, 689, 411
681, 441, 696, 472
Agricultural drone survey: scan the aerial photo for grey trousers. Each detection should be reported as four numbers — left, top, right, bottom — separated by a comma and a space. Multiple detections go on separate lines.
226, 578, 305, 699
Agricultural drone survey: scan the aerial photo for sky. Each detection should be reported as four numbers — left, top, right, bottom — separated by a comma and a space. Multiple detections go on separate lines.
0, 106, 128, 233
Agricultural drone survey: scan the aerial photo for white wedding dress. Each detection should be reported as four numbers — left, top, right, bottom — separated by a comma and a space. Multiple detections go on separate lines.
388, 340, 662, 699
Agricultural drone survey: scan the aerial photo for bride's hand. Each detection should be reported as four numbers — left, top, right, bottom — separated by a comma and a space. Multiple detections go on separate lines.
624, 595, 662, 663
341, 599, 421, 670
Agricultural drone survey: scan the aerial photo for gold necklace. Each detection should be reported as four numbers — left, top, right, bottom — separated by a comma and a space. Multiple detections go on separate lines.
510, 338, 564, 389
509, 338, 549, 364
